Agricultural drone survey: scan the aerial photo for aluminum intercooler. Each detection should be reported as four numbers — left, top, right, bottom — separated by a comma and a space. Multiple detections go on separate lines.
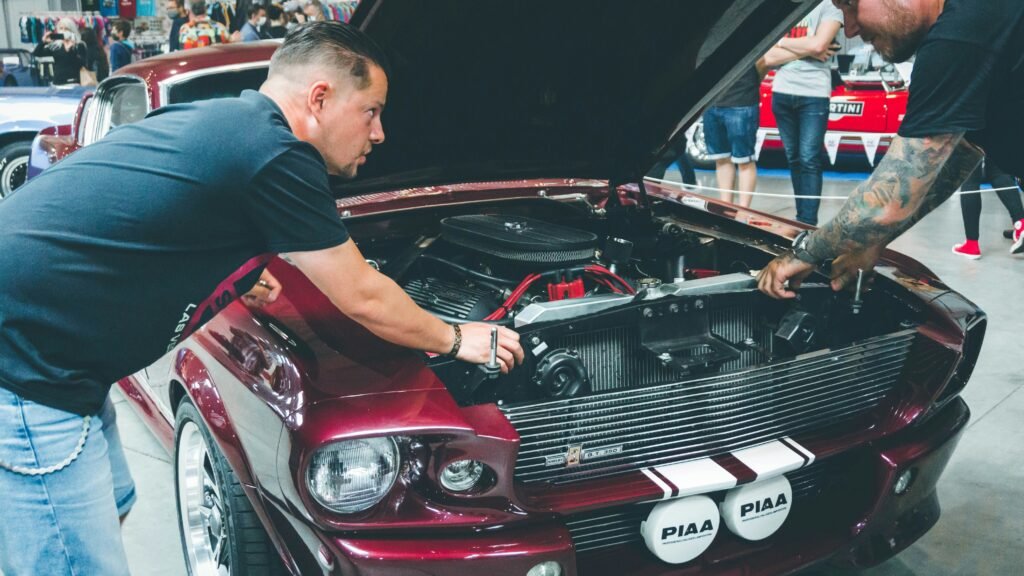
500, 329, 916, 485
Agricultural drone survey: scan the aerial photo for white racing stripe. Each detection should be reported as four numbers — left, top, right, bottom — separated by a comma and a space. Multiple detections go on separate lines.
641, 468, 674, 500
782, 436, 816, 466
642, 439, 818, 500
646, 458, 737, 501
732, 440, 805, 479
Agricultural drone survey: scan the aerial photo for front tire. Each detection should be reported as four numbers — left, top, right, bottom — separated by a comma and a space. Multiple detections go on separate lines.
174, 398, 287, 576
0, 140, 31, 199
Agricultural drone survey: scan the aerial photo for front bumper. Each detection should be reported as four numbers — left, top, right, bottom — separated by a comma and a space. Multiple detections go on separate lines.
320, 397, 968, 576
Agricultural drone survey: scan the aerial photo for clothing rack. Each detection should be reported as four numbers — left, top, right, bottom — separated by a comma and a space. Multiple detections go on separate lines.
322, 0, 359, 23
18, 12, 111, 46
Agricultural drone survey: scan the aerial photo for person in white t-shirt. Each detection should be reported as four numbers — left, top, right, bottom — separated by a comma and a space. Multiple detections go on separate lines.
766, 1, 844, 226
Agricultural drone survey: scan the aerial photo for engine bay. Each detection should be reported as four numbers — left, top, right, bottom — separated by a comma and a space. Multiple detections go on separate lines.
347, 198, 921, 406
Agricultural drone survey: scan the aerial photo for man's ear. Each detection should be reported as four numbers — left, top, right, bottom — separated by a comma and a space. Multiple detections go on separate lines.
306, 80, 331, 118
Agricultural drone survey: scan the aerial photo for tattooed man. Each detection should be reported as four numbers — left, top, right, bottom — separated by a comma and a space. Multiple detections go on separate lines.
759, 0, 1024, 298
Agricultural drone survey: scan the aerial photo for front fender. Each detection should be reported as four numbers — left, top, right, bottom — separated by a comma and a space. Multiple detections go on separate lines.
28, 125, 76, 180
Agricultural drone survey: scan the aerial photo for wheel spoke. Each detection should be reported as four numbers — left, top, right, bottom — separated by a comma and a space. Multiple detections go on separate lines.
178, 419, 234, 576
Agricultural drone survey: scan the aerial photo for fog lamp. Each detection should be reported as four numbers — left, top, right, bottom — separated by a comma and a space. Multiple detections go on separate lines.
439, 459, 485, 492
893, 469, 914, 495
306, 437, 399, 514
526, 561, 562, 576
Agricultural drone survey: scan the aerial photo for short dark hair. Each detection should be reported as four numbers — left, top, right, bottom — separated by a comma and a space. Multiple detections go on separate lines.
270, 21, 391, 89
267, 3, 283, 20
190, 0, 206, 16
248, 4, 265, 19
113, 20, 132, 38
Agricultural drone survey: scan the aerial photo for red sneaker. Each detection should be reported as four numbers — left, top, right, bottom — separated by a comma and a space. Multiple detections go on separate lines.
1012, 220, 1024, 254
952, 241, 981, 260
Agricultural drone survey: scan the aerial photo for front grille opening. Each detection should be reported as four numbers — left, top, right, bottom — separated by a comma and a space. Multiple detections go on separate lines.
502, 331, 915, 485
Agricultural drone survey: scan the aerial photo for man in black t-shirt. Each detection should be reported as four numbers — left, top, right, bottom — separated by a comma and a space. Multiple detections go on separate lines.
0, 22, 523, 574
759, 0, 1024, 298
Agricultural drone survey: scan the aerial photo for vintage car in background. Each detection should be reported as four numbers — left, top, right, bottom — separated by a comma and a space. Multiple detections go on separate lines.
686, 65, 910, 169
34, 2, 983, 575
1, 49, 43, 87
0, 84, 91, 198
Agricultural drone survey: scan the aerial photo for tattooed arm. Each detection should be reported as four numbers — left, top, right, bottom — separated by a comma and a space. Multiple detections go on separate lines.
758, 133, 982, 299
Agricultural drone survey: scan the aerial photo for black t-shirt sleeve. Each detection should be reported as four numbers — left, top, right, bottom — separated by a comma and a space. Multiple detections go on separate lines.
898, 38, 997, 138
243, 144, 350, 253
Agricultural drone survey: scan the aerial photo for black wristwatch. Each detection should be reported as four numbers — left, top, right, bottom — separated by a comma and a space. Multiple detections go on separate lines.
790, 231, 821, 266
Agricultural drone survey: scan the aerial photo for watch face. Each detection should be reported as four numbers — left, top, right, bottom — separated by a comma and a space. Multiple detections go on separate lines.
793, 232, 808, 249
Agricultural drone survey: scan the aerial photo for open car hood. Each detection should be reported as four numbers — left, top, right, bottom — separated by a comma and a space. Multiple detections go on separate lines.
340, 0, 818, 194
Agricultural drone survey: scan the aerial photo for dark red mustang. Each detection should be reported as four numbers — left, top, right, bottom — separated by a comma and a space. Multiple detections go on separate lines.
31, 2, 983, 575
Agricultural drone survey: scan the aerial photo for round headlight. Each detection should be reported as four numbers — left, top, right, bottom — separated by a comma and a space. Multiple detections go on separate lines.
439, 459, 485, 492
527, 561, 563, 576
306, 437, 399, 514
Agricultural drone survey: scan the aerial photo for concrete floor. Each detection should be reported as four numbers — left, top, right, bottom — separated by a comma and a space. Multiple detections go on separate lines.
108, 165, 1023, 575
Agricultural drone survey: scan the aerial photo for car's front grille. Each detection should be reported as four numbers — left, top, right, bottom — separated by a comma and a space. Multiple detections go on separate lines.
500, 330, 915, 485
565, 461, 833, 553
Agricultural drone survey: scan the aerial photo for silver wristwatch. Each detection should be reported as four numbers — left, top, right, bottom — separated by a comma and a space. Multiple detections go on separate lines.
790, 231, 820, 266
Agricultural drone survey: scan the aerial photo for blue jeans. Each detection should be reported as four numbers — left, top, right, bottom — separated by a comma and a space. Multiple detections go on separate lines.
772, 93, 829, 225
703, 104, 759, 164
0, 388, 135, 575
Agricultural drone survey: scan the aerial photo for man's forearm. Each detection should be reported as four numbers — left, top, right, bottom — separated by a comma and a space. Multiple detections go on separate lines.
805, 134, 982, 261
340, 271, 454, 354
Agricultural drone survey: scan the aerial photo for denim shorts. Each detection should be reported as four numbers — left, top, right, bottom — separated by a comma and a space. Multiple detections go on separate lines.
0, 387, 135, 575
702, 104, 760, 164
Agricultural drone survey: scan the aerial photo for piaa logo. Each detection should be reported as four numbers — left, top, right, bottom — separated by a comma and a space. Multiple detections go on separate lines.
740, 493, 788, 518
661, 520, 715, 541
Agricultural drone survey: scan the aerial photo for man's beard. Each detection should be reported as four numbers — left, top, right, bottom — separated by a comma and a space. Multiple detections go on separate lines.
873, 0, 929, 63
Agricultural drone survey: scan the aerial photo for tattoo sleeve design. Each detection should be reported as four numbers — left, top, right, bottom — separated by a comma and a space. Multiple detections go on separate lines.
804, 133, 983, 262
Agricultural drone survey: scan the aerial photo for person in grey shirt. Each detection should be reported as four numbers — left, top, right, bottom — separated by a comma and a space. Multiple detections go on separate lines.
769, 1, 844, 225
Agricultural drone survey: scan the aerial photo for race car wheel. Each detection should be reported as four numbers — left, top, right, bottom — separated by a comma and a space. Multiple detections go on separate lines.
175, 398, 287, 576
0, 140, 31, 200
684, 122, 716, 170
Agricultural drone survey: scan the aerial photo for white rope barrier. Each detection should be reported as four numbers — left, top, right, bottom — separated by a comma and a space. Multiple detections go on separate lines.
643, 176, 1021, 201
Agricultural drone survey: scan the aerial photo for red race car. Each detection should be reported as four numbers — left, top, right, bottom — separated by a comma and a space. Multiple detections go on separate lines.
31, 2, 980, 575
687, 65, 910, 168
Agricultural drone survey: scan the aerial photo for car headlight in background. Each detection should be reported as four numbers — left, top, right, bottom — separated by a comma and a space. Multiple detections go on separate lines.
306, 437, 400, 514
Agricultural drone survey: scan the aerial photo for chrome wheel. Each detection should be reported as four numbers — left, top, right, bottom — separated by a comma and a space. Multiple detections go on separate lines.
0, 154, 28, 199
177, 421, 231, 576
685, 122, 715, 169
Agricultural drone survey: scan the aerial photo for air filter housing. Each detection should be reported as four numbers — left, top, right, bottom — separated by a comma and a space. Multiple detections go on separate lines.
440, 215, 597, 264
